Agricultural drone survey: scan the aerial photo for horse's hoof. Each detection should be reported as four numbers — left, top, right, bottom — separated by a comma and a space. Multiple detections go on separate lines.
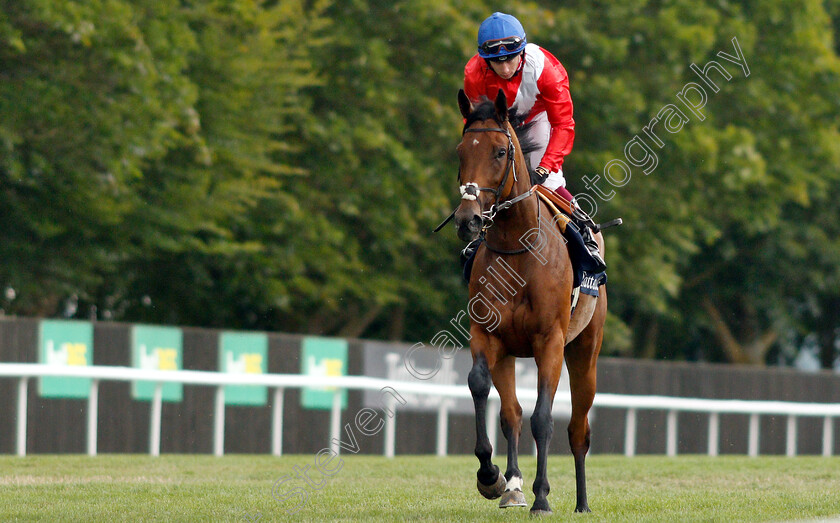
529, 508, 553, 517
575, 505, 592, 513
499, 488, 527, 508
476, 471, 506, 500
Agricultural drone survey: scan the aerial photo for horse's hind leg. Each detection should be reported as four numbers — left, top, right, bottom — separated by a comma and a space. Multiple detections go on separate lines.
564, 348, 596, 513
564, 291, 606, 513
469, 352, 505, 499
530, 339, 566, 516
490, 356, 526, 508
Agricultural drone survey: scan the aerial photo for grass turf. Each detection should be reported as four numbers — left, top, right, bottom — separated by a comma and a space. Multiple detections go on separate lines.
1, 454, 839, 521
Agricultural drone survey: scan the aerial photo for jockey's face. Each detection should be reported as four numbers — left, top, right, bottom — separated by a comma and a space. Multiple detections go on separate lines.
489, 53, 521, 80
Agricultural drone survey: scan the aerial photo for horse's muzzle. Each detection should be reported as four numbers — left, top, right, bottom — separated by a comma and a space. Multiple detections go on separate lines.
454, 207, 483, 243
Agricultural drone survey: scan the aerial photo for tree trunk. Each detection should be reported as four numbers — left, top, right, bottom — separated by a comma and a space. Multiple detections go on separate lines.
702, 297, 777, 365
816, 296, 840, 369
640, 316, 659, 359
338, 304, 383, 339
388, 304, 406, 341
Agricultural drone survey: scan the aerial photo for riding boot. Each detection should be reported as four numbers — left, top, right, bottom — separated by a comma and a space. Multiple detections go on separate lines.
580, 225, 607, 272
571, 205, 606, 272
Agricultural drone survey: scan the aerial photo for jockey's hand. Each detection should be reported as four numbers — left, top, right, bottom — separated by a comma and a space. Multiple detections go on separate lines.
531, 166, 550, 185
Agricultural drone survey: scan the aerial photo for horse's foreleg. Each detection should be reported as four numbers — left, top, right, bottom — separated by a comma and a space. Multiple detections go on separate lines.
469, 352, 505, 499
530, 346, 565, 516
490, 356, 526, 508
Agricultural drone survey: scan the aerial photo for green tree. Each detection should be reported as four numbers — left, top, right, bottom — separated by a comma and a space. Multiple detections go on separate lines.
0, 0, 198, 315
3, 0, 840, 370
0, 0, 330, 326
524, 0, 840, 363
101, 0, 333, 327
256, 0, 491, 339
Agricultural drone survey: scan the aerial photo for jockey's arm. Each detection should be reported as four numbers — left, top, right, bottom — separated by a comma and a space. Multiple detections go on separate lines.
536, 67, 575, 173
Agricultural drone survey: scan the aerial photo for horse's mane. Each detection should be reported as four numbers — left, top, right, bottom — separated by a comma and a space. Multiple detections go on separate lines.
514, 120, 542, 160
462, 99, 540, 161
462, 99, 501, 132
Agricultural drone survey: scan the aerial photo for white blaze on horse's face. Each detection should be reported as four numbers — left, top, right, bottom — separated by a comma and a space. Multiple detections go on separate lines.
473, 138, 480, 146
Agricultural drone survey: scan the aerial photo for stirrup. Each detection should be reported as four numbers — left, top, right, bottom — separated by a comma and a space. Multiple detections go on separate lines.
572, 206, 623, 234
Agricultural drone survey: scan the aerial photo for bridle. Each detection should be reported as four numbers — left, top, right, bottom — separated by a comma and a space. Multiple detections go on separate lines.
432, 121, 537, 251
453, 123, 538, 255
459, 126, 516, 206
458, 125, 534, 226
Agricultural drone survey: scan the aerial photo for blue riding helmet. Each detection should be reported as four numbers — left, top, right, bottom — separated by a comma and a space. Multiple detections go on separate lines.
477, 12, 527, 60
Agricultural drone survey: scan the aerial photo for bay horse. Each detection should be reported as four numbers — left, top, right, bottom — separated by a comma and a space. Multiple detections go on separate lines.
453, 89, 606, 515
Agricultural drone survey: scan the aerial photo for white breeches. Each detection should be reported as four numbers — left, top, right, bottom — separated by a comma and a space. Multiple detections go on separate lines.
518, 111, 566, 190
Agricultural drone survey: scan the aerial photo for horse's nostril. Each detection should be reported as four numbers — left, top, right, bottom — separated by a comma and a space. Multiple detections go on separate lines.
457, 215, 482, 242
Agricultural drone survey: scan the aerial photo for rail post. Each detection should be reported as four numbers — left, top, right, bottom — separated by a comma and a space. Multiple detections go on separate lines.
329, 390, 342, 455
487, 398, 499, 458
384, 394, 396, 458
624, 408, 637, 457
149, 382, 163, 457
213, 386, 225, 456
748, 413, 760, 457
666, 409, 678, 457
272, 387, 285, 457
822, 416, 834, 457
16, 377, 28, 457
785, 415, 797, 457
436, 403, 449, 457
87, 379, 99, 456
707, 412, 719, 457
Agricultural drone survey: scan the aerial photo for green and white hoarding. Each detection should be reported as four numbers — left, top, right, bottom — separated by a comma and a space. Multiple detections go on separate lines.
131, 325, 183, 402
219, 331, 268, 406
38, 320, 93, 398
300, 337, 348, 410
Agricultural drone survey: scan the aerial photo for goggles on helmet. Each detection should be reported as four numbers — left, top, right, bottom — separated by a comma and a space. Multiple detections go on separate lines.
479, 36, 525, 56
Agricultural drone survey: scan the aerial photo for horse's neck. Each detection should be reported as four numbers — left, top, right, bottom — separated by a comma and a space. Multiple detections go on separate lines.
485, 169, 538, 247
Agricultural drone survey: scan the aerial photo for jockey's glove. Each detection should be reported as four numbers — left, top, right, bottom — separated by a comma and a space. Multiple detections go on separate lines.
532, 165, 550, 185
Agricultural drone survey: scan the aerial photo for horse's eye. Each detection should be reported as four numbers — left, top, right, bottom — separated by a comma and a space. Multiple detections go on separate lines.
496, 148, 507, 158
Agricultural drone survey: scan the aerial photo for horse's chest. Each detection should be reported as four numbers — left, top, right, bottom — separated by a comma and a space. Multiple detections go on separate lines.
476, 289, 559, 356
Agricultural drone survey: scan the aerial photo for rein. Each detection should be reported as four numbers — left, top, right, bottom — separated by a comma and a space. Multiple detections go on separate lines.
481, 192, 539, 255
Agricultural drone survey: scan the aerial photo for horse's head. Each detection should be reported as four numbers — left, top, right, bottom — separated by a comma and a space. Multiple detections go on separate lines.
454, 89, 520, 243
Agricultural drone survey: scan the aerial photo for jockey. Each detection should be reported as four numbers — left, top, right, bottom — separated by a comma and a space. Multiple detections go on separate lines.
464, 12, 606, 271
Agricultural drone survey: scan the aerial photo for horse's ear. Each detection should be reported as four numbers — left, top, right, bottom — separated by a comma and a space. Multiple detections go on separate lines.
494, 89, 508, 123
458, 89, 472, 119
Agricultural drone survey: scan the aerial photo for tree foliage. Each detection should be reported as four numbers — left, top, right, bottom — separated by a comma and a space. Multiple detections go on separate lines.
2, 0, 840, 366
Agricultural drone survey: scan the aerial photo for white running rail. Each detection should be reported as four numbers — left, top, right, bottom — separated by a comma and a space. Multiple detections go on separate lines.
1, 363, 838, 458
